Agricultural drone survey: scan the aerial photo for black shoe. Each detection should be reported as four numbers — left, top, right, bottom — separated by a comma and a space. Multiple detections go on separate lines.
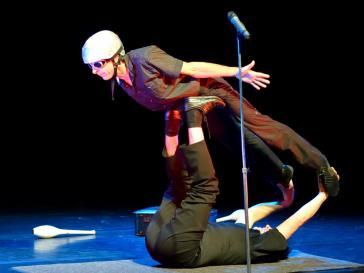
318, 166, 340, 197
280, 164, 294, 188
184, 96, 225, 114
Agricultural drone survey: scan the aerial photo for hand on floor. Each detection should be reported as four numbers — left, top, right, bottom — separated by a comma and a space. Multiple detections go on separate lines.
216, 209, 246, 223
253, 224, 272, 234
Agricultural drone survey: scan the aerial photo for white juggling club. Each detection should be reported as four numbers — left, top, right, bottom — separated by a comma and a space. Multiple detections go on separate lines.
33, 225, 96, 239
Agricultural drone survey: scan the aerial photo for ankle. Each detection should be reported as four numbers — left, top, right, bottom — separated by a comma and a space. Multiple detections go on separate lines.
188, 127, 204, 145
165, 109, 182, 137
185, 109, 203, 128
165, 135, 178, 157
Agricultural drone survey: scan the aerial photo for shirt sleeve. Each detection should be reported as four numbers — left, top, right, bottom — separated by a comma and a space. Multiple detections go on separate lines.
144, 45, 184, 79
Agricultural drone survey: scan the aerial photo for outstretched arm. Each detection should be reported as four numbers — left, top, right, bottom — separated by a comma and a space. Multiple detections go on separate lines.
181, 60, 270, 90
276, 183, 328, 239
216, 181, 294, 228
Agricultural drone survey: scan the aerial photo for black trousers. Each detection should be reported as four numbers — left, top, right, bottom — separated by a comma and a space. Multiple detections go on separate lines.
201, 78, 329, 171
145, 141, 288, 267
206, 108, 287, 182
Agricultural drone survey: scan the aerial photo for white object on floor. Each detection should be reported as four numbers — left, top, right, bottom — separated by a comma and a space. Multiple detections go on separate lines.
33, 225, 96, 239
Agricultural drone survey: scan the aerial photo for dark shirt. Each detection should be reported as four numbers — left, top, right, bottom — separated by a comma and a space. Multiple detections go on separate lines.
118, 45, 203, 111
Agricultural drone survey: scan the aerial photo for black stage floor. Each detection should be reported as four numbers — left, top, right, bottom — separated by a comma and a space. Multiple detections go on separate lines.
0, 208, 363, 272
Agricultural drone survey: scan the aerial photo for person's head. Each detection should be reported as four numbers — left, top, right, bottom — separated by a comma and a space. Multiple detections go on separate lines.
82, 30, 125, 80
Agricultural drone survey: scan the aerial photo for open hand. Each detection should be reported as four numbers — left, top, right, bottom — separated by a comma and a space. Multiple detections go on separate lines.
236, 60, 271, 90
216, 209, 246, 223
253, 224, 272, 234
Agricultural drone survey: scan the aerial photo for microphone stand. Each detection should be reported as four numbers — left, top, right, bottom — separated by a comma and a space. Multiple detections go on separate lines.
236, 33, 252, 273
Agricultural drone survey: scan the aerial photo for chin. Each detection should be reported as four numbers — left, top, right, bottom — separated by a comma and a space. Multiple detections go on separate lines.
101, 75, 113, 81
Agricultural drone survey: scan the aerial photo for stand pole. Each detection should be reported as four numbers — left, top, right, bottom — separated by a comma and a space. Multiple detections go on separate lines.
236, 33, 252, 273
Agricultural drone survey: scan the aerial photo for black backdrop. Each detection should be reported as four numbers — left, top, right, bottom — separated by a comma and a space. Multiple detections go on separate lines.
1, 3, 361, 213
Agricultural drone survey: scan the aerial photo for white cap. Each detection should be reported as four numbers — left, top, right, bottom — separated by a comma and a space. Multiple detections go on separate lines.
81, 30, 125, 64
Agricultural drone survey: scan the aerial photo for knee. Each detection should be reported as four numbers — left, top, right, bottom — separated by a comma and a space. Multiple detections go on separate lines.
145, 234, 170, 265
150, 234, 200, 267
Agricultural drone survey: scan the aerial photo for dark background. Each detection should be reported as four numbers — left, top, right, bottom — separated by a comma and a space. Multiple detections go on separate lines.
1, 3, 361, 213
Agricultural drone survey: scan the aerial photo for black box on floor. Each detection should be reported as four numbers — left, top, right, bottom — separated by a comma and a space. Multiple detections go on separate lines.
133, 206, 159, 236
133, 206, 218, 236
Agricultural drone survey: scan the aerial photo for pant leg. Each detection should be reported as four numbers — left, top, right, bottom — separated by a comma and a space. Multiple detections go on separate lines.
146, 150, 189, 261
146, 140, 219, 267
242, 98, 329, 169
146, 151, 186, 261
201, 79, 329, 170
145, 197, 179, 262
206, 108, 285, 180
161, 150, 189, 208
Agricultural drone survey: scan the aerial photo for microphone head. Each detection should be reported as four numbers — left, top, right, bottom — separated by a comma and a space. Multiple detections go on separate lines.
227, 11, 237, 20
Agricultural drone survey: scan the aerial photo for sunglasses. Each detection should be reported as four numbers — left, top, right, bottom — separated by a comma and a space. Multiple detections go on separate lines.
88, 60, 108, 69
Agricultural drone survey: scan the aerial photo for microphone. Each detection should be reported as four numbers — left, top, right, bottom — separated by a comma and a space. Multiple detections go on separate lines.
227, 11, 251, 39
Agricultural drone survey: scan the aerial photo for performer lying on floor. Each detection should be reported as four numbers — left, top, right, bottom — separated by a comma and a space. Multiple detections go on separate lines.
145, 96, 339, 267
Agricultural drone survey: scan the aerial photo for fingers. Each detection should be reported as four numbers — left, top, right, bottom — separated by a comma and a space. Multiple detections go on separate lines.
216, 209, 245, 222
240, 61, 255, 76
235, 217, 247, 225
251, 82, 260, 90
216, 215, 232, 222
257, 77, 271, 84
247, 60, 255, 70
253, 225, 273, 234
330, 167, 340, 180
242, 72, 271, 90
255, 72, 270, 79
253, 80, 267, 88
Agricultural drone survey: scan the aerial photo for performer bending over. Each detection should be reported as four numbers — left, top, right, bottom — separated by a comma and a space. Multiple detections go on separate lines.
82, 30, 339, 196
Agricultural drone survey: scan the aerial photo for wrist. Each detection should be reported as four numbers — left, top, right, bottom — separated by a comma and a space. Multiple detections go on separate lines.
234, 67, 240, 78
317, 192, 329, 202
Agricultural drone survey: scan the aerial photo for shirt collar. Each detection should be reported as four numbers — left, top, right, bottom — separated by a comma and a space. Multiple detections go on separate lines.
121, 53, 135, 86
